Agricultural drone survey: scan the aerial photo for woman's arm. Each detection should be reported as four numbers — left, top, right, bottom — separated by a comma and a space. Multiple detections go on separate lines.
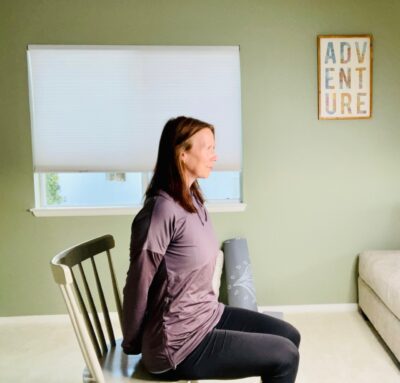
121, 248, 163, 354
121, 196, 177, 354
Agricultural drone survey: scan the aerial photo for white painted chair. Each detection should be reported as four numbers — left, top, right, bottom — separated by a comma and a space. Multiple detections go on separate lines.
51, 234, 183, 383
50, 234, 259, 383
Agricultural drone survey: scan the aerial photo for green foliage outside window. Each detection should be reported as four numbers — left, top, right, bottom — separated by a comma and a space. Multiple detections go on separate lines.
46, 173, 63, 205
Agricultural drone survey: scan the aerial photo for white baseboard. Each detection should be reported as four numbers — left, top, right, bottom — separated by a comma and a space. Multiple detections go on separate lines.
259, 303, 358, 313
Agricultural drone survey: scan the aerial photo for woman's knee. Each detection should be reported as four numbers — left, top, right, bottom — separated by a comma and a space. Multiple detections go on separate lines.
287, 324, 301, 348
283, 341, 299, 369
274, 339, 300, 378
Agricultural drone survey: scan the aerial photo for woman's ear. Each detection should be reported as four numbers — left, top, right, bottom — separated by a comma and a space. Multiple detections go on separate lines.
180, 150, 186, 164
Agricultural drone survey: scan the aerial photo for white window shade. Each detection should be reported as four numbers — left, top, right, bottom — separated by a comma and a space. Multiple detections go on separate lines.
27, 45, 242, 173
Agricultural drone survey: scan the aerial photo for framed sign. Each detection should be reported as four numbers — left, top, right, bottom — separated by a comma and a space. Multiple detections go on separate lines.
318, 35, 373, 120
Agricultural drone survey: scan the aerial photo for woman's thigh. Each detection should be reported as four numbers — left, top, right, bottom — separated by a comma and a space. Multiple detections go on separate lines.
155, 328, 299, 383
216, 306, 301, 348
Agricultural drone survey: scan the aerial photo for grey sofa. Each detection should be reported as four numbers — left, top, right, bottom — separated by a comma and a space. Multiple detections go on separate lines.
358, 250, 400, 362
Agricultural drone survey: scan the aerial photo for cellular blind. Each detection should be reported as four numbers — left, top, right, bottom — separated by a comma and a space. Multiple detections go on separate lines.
27, 45, 242, 172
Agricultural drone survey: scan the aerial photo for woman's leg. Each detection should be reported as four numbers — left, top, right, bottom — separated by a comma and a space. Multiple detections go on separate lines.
155, 328, 299, 383
215, 306, 301, 348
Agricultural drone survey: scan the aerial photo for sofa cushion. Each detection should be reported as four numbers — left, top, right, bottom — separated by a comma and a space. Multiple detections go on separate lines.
359, 250, 400, 320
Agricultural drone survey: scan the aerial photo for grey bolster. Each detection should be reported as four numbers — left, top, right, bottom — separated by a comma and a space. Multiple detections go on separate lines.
222, 237, 258, 311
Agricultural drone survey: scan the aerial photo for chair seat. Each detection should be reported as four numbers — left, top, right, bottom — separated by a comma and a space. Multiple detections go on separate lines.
83, 339, 187, 383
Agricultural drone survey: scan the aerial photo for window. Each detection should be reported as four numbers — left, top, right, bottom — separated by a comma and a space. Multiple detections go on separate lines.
37, 171, 241, 208
27, 45, 244, 216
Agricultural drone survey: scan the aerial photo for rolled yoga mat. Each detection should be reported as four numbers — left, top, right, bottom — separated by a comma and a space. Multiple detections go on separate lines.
223, 237, 283, 319
223, 238, 258, 311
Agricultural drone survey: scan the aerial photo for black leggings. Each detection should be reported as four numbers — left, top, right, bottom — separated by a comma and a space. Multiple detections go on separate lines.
153, 306, 301, 383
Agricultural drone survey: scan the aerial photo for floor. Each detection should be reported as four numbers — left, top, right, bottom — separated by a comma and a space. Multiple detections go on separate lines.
1, 308, 399, 383
286, 309, 400, 383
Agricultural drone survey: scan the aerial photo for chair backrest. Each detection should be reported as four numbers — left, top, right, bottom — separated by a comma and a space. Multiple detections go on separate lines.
51, 234, 123, 383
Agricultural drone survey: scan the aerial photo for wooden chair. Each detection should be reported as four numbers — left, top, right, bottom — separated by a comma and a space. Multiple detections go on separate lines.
51, 234, 260, 383
50, 234, 186, 383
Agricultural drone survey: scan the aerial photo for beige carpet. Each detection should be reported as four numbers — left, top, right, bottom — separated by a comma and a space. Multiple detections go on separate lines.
284, 310, 400, 383
0, 309, 399, 383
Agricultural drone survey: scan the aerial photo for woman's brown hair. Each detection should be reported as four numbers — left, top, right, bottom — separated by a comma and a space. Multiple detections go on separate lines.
145, 116, 215, 213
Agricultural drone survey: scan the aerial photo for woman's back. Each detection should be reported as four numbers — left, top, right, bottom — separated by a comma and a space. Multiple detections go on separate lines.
122, 189, 224, 373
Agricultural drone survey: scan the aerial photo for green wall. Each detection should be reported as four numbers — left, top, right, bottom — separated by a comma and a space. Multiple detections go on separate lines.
1, 0, 400, 316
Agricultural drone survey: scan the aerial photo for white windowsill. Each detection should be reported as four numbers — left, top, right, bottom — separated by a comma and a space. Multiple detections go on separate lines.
30, 202, 247, 217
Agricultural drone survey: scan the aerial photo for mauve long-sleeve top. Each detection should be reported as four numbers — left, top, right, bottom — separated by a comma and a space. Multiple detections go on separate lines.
121, 189, 224, 373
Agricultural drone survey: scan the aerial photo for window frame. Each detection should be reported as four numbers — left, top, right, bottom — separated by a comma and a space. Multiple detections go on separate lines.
30, 172, 246, 217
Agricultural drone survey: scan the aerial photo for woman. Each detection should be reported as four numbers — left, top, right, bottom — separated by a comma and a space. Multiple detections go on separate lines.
122, 116, 301, 383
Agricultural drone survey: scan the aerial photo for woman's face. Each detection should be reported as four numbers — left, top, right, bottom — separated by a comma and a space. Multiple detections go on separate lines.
181, 128, 217, 185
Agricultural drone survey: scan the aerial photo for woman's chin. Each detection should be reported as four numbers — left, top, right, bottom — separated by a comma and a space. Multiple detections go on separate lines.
198, 171, 211, 179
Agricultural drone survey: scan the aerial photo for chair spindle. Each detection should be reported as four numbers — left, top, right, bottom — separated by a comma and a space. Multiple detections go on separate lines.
71, 270, 102, 359
91, 256, 116, 347
106, 249, 123, 331
78, 263, 108, 356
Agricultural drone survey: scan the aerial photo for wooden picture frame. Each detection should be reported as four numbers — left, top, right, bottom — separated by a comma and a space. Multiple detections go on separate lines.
317, 34, 373, 120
